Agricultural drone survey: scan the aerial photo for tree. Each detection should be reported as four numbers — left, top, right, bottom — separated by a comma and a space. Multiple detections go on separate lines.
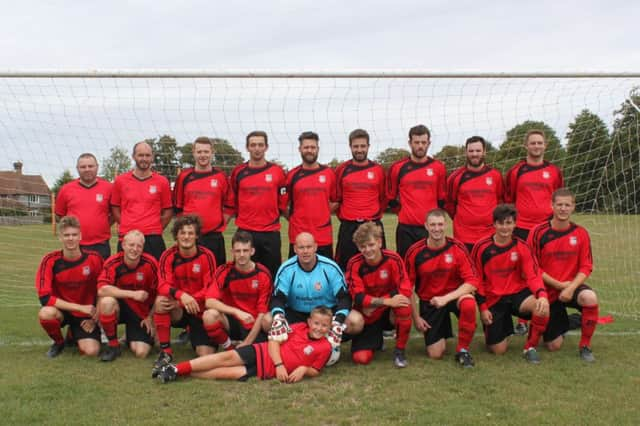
268, 158, 288, 173
180, 143, 195, 168
51, 169, 74, 196
375, 147, 410, 169
493, 120, 565, 173
564, 110, 611, 212
434, 145, 465, 173
149, 135, 180, 181
101, 146, 132, 182
212, 138, 244, 174
328, 157, 341, 169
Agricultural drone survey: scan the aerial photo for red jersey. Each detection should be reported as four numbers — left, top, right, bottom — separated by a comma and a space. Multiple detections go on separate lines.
335, 160, 387, 221
446, 166, 503, 245
528, 221, 593, 303
386, 157, 447, 226
173, 167, 233, 234
55, 178, 113, 244
158, 245, 217, 306
111, 171, 172, 237
505, 160, 563, 230
346, 249, 412, 324
285, 165, 337, 246
253, 322, 331, 379
229, 162, 286, 232
97, 252, 159, 319
405, 237, 478, 301
206, 262, 272, 330
35, 249, 103, 317
471, 236, 545, 309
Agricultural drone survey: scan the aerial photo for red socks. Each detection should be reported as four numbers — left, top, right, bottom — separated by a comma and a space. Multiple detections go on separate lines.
580, 304, 599, 348
99, 312, 119, 347
153, 312, 172, 354
205, 321, 230, 347
40, 318, 63, 345
176, 361, 193, 376
456, 297, 477, 352
525, 314, 549, 350
352, 350, 374, 365
394, 306, 412, 350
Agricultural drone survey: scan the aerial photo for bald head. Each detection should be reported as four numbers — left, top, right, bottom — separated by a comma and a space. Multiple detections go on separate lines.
294, 232, 318, 270
295, 232, 315, 247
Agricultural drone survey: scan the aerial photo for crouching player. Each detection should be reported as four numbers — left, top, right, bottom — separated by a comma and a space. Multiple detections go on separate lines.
471, 204, 549, 364
97, 230, 158, 361
529, 188, 599, 362
345, 222, 412, 368
154, 306, 333, 383
405, 209, 479, 368
152, 215, 217, 376
202, 230, 272, 350
36, 216, 103, 357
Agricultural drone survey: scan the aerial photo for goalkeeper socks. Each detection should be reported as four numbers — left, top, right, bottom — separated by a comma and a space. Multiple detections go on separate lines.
205, 321, 230, 346
176, 361, 192, 376
456, 297, 477, 352
40, 318, 64, 345
525, 314, 549, 350
153, 312, 172, 353
580, 304, 599, 348
99, 312, 119, 347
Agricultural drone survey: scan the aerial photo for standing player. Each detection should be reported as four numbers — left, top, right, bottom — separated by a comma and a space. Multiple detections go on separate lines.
96, 230, 158, 361
285, 131, 338, 259
334, 129, 387, 270
111, 141, 173, 260
529, 188, 599, 362
229, 131, 287, 277
405, 209, 479, 367
471, 204, 550, 364
387, 124, 447, 258
152, 215, 217, 374
55, 153, 113, 259
446, 136, 504, 252
345, 222, 412, 368
202, 230, 272, 350
35, 216, 103, 358
173, 136, 233, 265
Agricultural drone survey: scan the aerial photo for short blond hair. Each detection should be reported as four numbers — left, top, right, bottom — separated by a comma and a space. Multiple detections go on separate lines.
352, 221, 383, 247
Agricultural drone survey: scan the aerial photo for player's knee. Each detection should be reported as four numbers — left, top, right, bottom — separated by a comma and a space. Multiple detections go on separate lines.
202, 308, 221, 324
346, 312, 364, 334
154, 296, 170, 312
78, 340, 100, 357
546, 338, 563, 352
579, 290, 598, 306
352, 350, 374, 365
98, 296, 117, 313
38, 306, 59, 320
488, 342, 508, 355
196, 345, 215, 357
426, 347, 445, 360
131, 344, 151, 358
458, 296, 476, 313
262, 313, 273, 329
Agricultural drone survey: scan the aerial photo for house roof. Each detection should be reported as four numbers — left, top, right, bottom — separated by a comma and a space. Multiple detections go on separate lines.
0, 170, 51, 196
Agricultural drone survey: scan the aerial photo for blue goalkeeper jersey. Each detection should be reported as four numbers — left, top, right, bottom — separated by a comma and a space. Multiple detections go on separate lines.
273, 255, 348, 316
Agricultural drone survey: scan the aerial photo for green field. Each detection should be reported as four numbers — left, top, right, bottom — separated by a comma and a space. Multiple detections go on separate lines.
1, 215, 638, 425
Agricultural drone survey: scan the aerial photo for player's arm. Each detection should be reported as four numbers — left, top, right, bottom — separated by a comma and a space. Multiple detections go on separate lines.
385, 163, 400, 210
160, 208, 173, 229
287, 366, 320, 383
98, 284, 149, 302
238, 313, 265, 347
111, 205, 121, 224
431, 283, 476, 308
206, 298, 254, 324
267, 338, 288, 382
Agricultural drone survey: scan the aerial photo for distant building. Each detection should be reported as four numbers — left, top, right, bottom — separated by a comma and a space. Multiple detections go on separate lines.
0, 162, 51, 217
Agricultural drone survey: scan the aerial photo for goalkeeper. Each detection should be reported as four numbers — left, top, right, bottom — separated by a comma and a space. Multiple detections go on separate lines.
265, 232, 354, 364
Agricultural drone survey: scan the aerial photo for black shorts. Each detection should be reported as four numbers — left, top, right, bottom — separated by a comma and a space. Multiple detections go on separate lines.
117, 234, 166, 261
513, 227, 530, 242
61, 311, 100, 342
396, 223, 427, 259
227, 315, 267, 343
199, 231, 226, 266
241, 229, 281, 278
420, 299, 460, 346
173, 312, 211, 348
117, 300, 154, 345
484, 288, 533, 345
81, 240, 111, 260
288, 243, 333, 260
350, 309, 393, 352
544, 284, 591, 342
335, 219, 386, 271
235, 345, 258, 381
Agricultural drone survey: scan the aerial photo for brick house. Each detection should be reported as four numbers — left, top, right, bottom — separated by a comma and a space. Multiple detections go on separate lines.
0, 162, 51, 216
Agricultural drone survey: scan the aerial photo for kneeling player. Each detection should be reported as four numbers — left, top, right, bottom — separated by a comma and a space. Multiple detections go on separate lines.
36, 216, 103, 357
152, 215, 217, 374
472, 204, 550, 364
97, 230, 158, 361
202, 230, 272, 350
345, 222, 412, 368
155, 306, 333, 383
405, 209, 479, 367
529, 188, 599, 362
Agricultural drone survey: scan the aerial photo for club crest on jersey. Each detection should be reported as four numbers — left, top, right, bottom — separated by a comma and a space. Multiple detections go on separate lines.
570, 236, 578, 246
251, 279, 259, 289
192, 263, 201, 273
510, 251, 519, 262
542, 171, 550, 179
367, 171, 375, 180
485, 177, 493, 186
149, 185, 157, 194
319, 175, 326, 183
314, 282, 322, 291
304, 345, 314, 355
210, 179, 218, 188
96, 193, 104, 203
136, 272, 144, 282
265, 174, 272, 182
445, 253, 453, 264
426, 168, 434, 176
280, 187, 287, 195
379, 269, 389, 280
82, 266, 91, 276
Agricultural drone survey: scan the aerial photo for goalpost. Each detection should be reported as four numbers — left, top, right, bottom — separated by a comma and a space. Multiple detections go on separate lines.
0, 70, 638, 330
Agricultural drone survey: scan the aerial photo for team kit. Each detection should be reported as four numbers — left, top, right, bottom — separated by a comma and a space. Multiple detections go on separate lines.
40, 125, 599, 384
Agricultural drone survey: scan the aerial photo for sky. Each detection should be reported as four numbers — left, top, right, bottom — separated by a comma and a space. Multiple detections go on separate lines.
1, 0, 639, 184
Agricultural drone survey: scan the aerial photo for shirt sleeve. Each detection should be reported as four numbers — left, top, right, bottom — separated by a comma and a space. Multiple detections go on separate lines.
35, 254, 57, 307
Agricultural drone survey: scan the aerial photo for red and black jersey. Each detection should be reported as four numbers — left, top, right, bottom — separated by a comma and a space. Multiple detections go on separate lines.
528, 221, 593, 303
35, 249, 103, 317
285, 165, 337, 246
173, 167, 233, 234
346, 249, 412, 324
446, 166, 503, 245
335, 160, 387, 221
253, 322, 331, 379
158, 245, 217, 304
229, 162, 286, 232
471, 236, 545, 309
97, 252, 159, 319
111, 171, 173, 237
55, 178, 113, 245
206, 262, 273, 330
386, 157, 446, 226
504, 160, 563, 230
405, 237, 478, 301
